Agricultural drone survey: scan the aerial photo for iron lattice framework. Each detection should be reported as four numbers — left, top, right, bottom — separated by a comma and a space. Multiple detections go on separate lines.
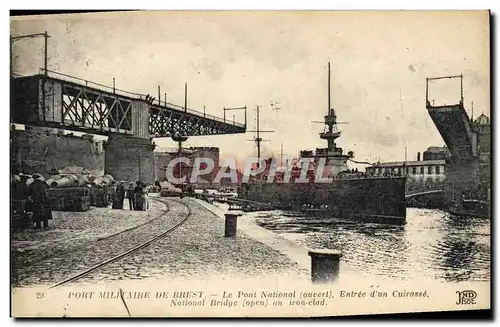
11, 72, 246, 138
149, 104, 245, 137
61, 82, 133, 134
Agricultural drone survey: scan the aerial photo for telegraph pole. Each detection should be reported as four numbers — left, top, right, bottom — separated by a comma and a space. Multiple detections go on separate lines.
184, 83, 187, 112
10, 31, 50, 77
158, 85, 161, 105
44, 31, 48, 75
11, 31, 50, 123
223, 106, 246, 126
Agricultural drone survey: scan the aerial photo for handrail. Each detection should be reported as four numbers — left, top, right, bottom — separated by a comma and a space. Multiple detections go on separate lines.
37, 68, 245, 128
40, 68, 145, 99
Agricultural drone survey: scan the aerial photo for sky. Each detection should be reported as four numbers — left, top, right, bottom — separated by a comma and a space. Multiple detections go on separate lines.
10, 11, 490, 169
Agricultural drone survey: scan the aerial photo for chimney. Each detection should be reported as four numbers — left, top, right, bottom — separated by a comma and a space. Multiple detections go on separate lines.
417, 152, 421, 161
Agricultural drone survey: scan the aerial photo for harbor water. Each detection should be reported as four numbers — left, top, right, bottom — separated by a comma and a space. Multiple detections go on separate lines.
251, 208, 490, 283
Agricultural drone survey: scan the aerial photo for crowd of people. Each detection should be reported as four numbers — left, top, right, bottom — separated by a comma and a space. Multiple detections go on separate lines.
11, 174, 159, 230
111, 181, 150, 211
11, 173, 53, 229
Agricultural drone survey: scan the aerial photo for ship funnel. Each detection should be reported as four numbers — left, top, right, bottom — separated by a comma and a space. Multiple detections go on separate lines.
417, 152, 421, 161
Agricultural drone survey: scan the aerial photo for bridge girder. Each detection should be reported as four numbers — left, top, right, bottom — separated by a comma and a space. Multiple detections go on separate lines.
61, 82, 133, 134
426, 103, 476, 159
11, 73, 246, 138
149, 105, 245, 138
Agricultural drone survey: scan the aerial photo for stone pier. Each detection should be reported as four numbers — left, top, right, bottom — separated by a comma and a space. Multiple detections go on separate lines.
444, 157, 480, 203
104, 134, 156, 184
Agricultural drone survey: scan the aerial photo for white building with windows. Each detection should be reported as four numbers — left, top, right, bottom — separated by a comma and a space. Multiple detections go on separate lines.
366, 160, 446, 191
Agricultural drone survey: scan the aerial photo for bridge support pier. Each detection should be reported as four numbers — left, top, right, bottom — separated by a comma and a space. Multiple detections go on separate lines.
172, 135, 188, 182
445, 157, 480, 204
104, 134, 156, 184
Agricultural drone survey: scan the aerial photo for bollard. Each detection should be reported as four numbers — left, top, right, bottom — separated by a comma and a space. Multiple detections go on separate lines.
224, 213, 239, 237
308, 249, 342, 284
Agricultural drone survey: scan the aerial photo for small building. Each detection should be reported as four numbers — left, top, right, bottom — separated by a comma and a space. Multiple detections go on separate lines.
366, 160, 445, 180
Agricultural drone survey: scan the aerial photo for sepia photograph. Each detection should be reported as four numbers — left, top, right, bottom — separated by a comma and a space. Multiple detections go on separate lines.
9, 9, 491, 318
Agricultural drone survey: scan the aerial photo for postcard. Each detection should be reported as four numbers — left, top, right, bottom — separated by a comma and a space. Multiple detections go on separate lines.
10, 10, 491, 317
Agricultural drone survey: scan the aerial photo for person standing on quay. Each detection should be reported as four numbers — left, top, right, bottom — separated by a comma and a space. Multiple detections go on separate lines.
118, 181, 126, 208
134, 181, 144, 211
12, 174, 30, 216
126, 182, 135, 210
28, 173, 52, 229
142, 184, 149, 210
109, 181, 117, 207
112, 181, 126, 209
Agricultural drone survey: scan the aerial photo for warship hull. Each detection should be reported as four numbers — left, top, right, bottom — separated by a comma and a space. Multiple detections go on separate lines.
239, 176, 407, 225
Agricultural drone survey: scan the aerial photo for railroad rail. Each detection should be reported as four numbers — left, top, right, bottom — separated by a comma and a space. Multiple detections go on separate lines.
12, 197, 191, 288
49, 197, 191, 288
15, 197, 171, 269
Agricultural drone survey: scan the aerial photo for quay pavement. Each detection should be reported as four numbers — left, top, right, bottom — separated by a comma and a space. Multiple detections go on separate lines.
11, 196, 309, 286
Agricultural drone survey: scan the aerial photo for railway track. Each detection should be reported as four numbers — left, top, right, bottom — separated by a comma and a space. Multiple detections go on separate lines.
50, 198, 191, 288
15, 197, 171, 268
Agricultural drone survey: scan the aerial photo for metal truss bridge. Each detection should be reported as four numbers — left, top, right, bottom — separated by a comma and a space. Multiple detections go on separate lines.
10, 70, 246, 139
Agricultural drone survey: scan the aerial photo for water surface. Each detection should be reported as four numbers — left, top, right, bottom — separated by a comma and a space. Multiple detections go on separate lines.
253, 208, 490, 282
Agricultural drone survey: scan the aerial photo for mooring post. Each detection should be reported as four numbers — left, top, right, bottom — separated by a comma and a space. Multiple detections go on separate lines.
308, 249, 342, 284
224, 212, 240, 237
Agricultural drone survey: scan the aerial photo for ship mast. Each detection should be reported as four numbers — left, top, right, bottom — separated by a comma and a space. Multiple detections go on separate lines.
246, 106, 274, 167
280, 142, 284, 167
256, 106, 262, 162
320, 62, 341, 151
328, 62, 331, 116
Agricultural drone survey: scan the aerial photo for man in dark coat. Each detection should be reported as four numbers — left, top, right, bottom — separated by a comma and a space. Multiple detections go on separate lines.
126, 182, 135, 210
134, 181, 144, 211
11, 174, 29, 215
112, 181, 126, 209
28, 173, 52, 229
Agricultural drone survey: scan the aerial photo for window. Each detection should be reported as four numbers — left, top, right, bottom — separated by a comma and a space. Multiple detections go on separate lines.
420, 166, 424, 174
435, 166, 440, 174
94, 141, 102, 154
428, 166, 432, 174
412, 167, 417, 174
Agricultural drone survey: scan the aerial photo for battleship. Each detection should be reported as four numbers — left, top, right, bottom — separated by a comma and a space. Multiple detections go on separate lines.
238, 63, 407, 225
